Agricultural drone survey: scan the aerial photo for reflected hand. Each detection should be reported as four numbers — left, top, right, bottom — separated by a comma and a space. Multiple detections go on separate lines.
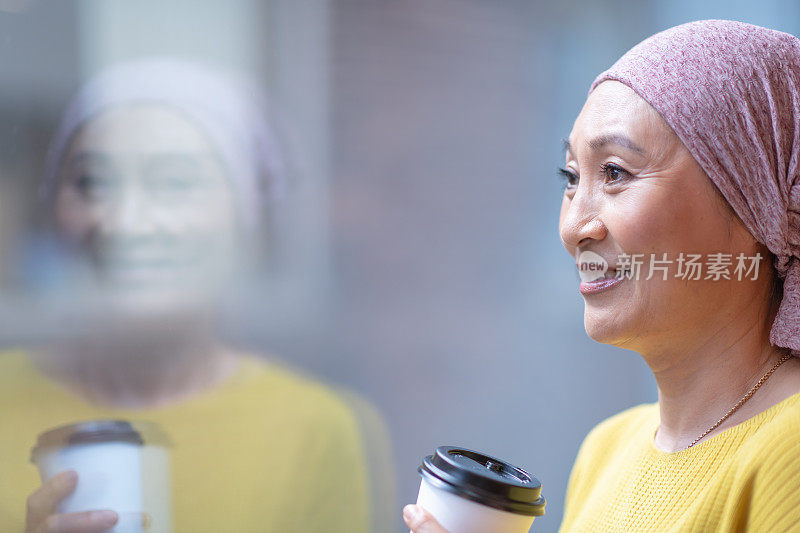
403, 504, 449, 532
26, 470, 119, 533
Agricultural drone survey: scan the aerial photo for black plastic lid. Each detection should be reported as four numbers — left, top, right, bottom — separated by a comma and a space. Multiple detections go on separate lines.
418, 446, 546, 516
31, 420, 169, 463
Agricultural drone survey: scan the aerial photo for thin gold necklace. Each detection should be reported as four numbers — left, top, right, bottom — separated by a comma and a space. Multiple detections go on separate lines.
657, 352, 794, 450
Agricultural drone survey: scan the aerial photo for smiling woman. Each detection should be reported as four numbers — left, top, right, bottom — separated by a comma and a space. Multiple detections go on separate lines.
399, 17, 800, 533
0, 58, 388, 533
558, 78, 774, 347
554, 19, 800, 532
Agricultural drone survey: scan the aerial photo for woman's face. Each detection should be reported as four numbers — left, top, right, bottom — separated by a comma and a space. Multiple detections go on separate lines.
559, 80, 772, 359
53, 104, 239, 312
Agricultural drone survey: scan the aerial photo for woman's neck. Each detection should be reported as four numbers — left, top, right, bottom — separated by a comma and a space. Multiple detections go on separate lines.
32, 319, 243, 410
646, 308, 800, 452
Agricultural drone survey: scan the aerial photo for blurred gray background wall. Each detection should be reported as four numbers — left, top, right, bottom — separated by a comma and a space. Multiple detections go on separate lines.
1, 1, 799, 532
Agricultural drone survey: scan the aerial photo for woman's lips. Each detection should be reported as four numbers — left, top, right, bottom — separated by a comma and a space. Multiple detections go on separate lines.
579, 274, 625, 295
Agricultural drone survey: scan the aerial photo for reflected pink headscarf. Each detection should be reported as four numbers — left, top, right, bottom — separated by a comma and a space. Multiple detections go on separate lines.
41, 58, 288, 231
588, 19, 800, 355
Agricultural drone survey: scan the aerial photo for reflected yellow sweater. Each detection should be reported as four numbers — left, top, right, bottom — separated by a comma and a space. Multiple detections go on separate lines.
0, 351, 377, 533
559, 391, 800, 532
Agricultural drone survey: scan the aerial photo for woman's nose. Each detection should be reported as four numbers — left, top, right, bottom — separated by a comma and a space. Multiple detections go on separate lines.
559, 190, 607, 250
99, 187, 158, 238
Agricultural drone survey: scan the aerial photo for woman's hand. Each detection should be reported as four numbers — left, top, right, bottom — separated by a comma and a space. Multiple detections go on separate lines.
26, 470, 119, 533
402, 504, 449, 532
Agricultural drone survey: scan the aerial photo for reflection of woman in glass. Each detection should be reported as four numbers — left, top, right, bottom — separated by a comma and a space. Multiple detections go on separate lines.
0, 59, 389, 532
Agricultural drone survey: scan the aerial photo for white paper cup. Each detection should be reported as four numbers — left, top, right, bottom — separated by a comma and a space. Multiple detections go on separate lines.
414, 446, 545, 533
31, 420, 171, 533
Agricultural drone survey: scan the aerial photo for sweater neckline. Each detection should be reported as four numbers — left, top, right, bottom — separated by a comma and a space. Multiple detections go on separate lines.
647, 388, 800, 458
25, 350, 270, 414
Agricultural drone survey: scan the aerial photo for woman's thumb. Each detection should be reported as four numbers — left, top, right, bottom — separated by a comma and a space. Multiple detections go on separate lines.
403, 504, 448, 532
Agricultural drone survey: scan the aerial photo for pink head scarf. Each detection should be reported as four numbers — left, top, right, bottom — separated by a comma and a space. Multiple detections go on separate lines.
588, 19, 800, 355
41, 57, 288, 232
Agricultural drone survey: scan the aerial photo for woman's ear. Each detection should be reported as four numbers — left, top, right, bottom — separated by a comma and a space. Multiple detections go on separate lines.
768, 252, 785, 316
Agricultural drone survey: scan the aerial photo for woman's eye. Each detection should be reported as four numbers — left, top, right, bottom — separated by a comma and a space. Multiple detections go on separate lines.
147, 174, 210, 203
74, 174, 115, 199
155, 176, 196, 192
600, 162, 630, 183
557, 167, 579, 190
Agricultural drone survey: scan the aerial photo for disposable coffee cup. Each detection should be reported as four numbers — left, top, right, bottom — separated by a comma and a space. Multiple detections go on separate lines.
31, 420, 172, 533
415, 446, 545, 533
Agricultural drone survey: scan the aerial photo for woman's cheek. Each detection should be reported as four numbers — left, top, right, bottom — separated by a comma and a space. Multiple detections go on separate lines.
54, 200, 95, 244
608, 187, 687, 255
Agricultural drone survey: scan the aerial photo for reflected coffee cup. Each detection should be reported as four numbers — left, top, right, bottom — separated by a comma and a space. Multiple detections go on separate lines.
414, 445, 545, 533
31, 419, 171, 533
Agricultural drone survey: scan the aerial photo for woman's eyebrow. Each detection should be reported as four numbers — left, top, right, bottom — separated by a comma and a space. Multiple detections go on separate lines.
63, 151, 112, 171
588, 133, 645, 154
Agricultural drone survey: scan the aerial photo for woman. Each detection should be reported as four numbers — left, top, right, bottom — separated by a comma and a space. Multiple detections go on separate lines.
404, 19, 800, 532
0, 58, 392, 532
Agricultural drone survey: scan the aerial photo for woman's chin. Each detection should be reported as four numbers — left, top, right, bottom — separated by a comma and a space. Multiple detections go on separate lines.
583, 311, 630, 344
95, 284, 217, 322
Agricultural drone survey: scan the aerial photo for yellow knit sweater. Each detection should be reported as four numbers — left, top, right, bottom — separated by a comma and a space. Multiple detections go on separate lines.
559, 390, 800, 532
0, 351, 381, 533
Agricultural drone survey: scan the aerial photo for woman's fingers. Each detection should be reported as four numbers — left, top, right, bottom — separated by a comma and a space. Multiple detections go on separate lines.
34, 510, 118, 533
402, 504, 449, 533
26, 470, 79, 526
26, 470, 120, 533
